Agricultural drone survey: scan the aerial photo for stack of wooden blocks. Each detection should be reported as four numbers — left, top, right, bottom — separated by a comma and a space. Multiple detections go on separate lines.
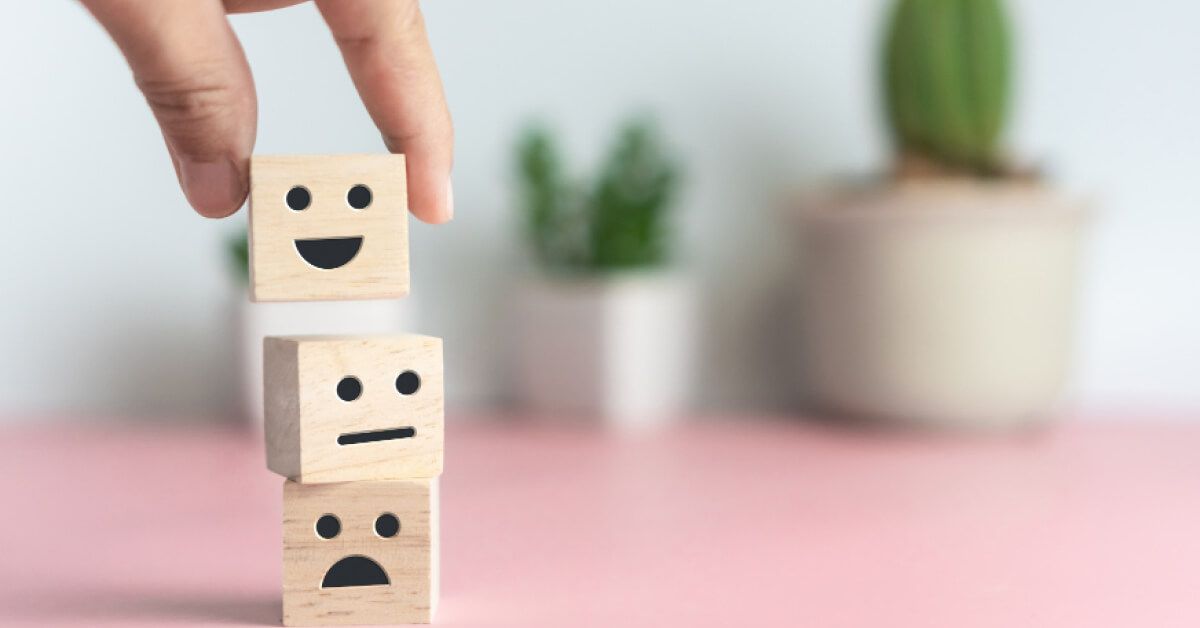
248, 155, 442, 626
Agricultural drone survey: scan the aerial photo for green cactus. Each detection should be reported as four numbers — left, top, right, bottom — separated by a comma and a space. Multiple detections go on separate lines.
884, 0, 1011, 175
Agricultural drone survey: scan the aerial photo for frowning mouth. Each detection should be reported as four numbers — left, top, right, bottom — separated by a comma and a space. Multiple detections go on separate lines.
294, 236, 363, 270
337, 426, 416, 446
321, 555, 390, 588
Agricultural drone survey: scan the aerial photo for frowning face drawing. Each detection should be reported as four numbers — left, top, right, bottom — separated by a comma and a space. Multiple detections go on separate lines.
249, 154, 409, 302
313, 512, 399, 588
283, 479, 438, 626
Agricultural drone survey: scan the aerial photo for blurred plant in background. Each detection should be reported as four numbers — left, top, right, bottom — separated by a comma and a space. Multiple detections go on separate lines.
511, 115, 694, 428
516, 116, 681, 272
227, 231, 250, 286
796, 0, 1087, 431
884, 0, 1012, 177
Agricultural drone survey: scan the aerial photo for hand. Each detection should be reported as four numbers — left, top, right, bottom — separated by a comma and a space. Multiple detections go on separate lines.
82, 0, 454, 223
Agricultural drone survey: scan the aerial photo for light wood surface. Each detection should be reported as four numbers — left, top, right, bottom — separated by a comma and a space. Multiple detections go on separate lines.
283, 479, 438, 626
264, 335, 444, 483
249, 154, 410, 302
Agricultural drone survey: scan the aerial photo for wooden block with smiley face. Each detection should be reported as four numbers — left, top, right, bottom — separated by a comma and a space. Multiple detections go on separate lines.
283, 478, 439, 626
249, 154, 409, 302
264, 334, 443, 483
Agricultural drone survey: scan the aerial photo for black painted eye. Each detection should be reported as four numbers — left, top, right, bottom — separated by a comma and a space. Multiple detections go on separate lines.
395, 370, 420, 395
347, 184, 372, 210
286, 186, 311, 211
336, 377, 362, 402
375, 513, 400, 538
315, 514, 340, 539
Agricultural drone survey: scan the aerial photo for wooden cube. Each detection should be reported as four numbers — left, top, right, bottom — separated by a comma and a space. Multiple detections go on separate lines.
283, 479, 438, 626
249, 154, 409, 302
265, 335, 443, 483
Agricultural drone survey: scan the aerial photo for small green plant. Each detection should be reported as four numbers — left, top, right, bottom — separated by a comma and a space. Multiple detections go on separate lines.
516, 116, 681, 272
883, 0, 1011, 175
226, 230, 249, 286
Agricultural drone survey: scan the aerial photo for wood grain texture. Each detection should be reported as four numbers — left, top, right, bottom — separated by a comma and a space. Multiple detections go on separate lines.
264, 335, 443, 483
283, 479, 438, 626
249, 154, 409, 302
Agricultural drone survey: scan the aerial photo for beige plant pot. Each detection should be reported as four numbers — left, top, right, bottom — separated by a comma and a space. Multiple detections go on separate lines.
797, 181, 1087, 430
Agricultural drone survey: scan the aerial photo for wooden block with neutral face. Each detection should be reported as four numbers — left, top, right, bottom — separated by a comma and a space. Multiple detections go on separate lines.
265, 335, 443, 483
283, 479, 439, 626
249, 154, 409, 302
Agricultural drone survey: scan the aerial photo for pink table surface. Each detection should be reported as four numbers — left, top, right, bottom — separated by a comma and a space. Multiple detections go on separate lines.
1, 414, 1198, 627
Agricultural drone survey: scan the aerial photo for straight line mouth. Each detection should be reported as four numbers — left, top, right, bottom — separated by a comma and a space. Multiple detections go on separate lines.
337, 427, 416, 446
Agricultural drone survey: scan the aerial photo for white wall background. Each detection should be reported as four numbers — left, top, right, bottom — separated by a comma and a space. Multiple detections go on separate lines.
0, 1, 1196, 419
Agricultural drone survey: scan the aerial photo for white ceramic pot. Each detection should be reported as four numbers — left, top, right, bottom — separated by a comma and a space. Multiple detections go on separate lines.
235, 294, 416, 424
797, 181, 1087, 430
512, 271, 696, 430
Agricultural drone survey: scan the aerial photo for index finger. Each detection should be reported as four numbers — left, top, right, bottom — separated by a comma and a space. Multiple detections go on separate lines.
315, 0, 454, 224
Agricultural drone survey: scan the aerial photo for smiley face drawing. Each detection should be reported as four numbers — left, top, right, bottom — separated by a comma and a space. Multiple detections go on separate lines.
283, 479, 439, 626
248, 154, 410, 302
286, 183, 370, 271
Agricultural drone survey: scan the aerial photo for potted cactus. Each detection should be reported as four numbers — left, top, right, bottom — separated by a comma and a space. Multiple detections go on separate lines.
510, 116, 694, 429
796, 0, 1087, 429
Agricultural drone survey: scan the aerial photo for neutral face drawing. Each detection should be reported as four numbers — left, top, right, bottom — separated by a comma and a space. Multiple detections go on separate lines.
264, 335, 444, 483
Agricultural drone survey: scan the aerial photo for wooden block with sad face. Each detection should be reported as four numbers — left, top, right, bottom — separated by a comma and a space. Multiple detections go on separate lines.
249, 154, 409, 302
265, 335, 443, 483
283, 479, 439, 626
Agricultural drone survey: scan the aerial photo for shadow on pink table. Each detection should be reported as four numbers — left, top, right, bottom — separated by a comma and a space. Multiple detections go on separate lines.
1, 413, 1198, 627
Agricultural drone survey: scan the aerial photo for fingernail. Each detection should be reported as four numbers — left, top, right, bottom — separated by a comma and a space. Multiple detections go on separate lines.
444, 176, 455, 221
180, 157, 244, 218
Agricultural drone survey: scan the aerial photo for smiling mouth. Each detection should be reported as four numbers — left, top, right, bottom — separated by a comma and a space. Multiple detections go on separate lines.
337, 426, 416, 446
294, 236, 363, 270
